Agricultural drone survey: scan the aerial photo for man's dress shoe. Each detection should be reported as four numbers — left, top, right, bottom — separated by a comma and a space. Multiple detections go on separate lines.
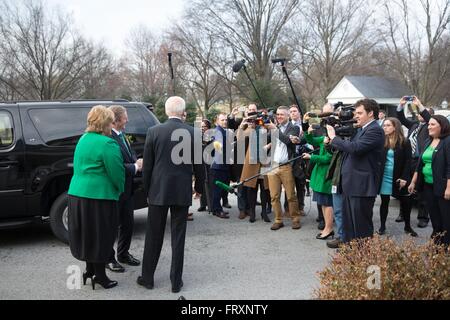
137, 276, 154, 289
106, 261, 125, 273
118, 253, 141, 266
172, 281, 184, 293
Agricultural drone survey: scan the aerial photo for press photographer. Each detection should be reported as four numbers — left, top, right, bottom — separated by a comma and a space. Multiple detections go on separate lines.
237, 111, 271, 223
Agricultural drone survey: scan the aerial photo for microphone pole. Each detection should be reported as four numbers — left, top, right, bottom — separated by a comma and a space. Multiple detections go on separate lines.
216, 148, 316, 194
274, 59, 305, 119
241, 64, 268, 109
168, 52, 175, 95
233, 60, 267, 109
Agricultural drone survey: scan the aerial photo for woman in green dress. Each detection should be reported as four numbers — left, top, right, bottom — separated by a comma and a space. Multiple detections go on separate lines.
68, 105, 125, 289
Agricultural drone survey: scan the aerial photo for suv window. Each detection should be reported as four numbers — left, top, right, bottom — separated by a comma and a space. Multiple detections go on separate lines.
28, 108, 89, 146
0, 111, 14, 148
125, 107, 149, 145
28, 106, 150, 146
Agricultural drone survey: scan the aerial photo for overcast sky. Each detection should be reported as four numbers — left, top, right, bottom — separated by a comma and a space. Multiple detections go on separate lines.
45, 0, 186, 55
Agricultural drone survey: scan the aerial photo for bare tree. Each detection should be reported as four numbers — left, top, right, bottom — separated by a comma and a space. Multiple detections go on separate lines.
186, 0, 300, 106
379, 0, 450, 105
169, 20, 228, 115
288, 0, 375, 105
0, 1, 102, 100
124, 26, 171, 101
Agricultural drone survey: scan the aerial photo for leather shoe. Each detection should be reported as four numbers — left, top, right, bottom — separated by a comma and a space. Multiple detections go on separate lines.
172, 280, 184, 293
106, 260, 125, 273
217, 212, 230, 219
197, 207, 207, 212
118, 253, 141, 266
327, 238, 343, 249
271, 222, 284, 231
417, 220, 428, 228
223, 203, 232, 209
395, 213, 404, 223
137, 276, 154, 289
238, 211, 248, 220
292, 221, 301, 230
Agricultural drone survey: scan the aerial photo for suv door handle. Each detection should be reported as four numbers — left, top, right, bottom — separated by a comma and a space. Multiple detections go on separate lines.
0, 160, 19, 168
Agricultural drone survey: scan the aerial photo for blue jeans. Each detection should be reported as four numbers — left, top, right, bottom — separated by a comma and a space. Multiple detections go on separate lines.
332, 193, 344, 240
237, 185, 249, 211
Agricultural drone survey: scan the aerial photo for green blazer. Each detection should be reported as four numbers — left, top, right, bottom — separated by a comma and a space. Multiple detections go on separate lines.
305, 133, 332, 194
68, 132, 125, 201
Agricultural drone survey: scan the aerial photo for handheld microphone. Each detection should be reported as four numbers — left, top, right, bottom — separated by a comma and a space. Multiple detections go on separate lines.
232, 59, 246, 73
271, 58, 287, 64
215, 181, 236, 194
168, 52, 172, 63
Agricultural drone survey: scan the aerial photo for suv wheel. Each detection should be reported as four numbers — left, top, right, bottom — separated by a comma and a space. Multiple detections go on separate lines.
49, 192, 69, 244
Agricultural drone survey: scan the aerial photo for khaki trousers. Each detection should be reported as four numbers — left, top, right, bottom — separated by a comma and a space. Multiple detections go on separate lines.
268, 164, 300, 224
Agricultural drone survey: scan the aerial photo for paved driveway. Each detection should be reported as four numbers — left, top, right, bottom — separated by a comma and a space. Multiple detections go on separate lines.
0, 195, 432, 300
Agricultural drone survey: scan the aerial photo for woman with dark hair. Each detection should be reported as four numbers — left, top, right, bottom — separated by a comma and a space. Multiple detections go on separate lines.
378, 117, 417, 236
409, 115, 450, 246
68, 105, 125, 289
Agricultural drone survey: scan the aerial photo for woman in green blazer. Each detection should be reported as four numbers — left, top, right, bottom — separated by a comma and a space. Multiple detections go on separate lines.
302, 126, 334, 240
68, 105, 125, 290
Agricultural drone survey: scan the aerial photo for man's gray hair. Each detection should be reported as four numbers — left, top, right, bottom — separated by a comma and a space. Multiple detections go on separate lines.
165, 96, 186, 117
277, 106, 290, 114
108, 105, 127, 122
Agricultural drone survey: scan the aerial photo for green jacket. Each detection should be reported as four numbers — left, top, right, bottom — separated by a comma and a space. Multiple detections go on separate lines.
305, 133, 332, 194
68, 132, 125, 201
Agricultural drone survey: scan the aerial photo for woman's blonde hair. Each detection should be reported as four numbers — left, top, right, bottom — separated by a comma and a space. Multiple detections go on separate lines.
86, 105, 114, 134
384, 117, 405, 149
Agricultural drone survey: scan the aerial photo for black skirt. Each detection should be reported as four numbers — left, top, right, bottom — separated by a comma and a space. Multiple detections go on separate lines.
68, 195, 118, 263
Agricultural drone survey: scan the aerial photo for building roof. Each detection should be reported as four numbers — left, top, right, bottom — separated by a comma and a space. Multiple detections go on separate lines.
327, 76, 413, 105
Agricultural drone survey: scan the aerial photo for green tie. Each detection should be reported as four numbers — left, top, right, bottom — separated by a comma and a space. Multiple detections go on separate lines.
119, 133, 131, 156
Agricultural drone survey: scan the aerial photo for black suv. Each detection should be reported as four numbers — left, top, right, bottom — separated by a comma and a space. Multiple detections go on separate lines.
0, 100, 159, 243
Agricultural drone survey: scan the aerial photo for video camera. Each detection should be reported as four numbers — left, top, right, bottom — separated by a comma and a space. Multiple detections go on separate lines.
309, 102, 357, 138
246, 110, 275, 126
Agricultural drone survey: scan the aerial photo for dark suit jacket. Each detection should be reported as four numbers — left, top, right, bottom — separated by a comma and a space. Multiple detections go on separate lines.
143, 118, 202, 207
331, 120, 385, 197
415, 136, 450, 197
397, 108, 432, 156
272, 122, 300, 163
379, 140, 412, 197
111, 131, 137, 199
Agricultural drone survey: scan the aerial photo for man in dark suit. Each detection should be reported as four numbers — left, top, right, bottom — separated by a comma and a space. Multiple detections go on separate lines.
107, 105, 142, 272
397, 96, 433, 228
327, 99, 385, 242
138, 96, 202, 293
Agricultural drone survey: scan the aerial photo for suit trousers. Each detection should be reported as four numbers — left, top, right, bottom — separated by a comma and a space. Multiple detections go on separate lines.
267, 165, 300, 224
141, 205, 188, 287
422, 184, 450, 246
111, 196, 134, 260
342, 195, 375, 243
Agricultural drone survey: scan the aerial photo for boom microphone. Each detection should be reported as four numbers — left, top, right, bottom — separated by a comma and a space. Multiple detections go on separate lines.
232, 59, 246, 73
271, 58, 287, 64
